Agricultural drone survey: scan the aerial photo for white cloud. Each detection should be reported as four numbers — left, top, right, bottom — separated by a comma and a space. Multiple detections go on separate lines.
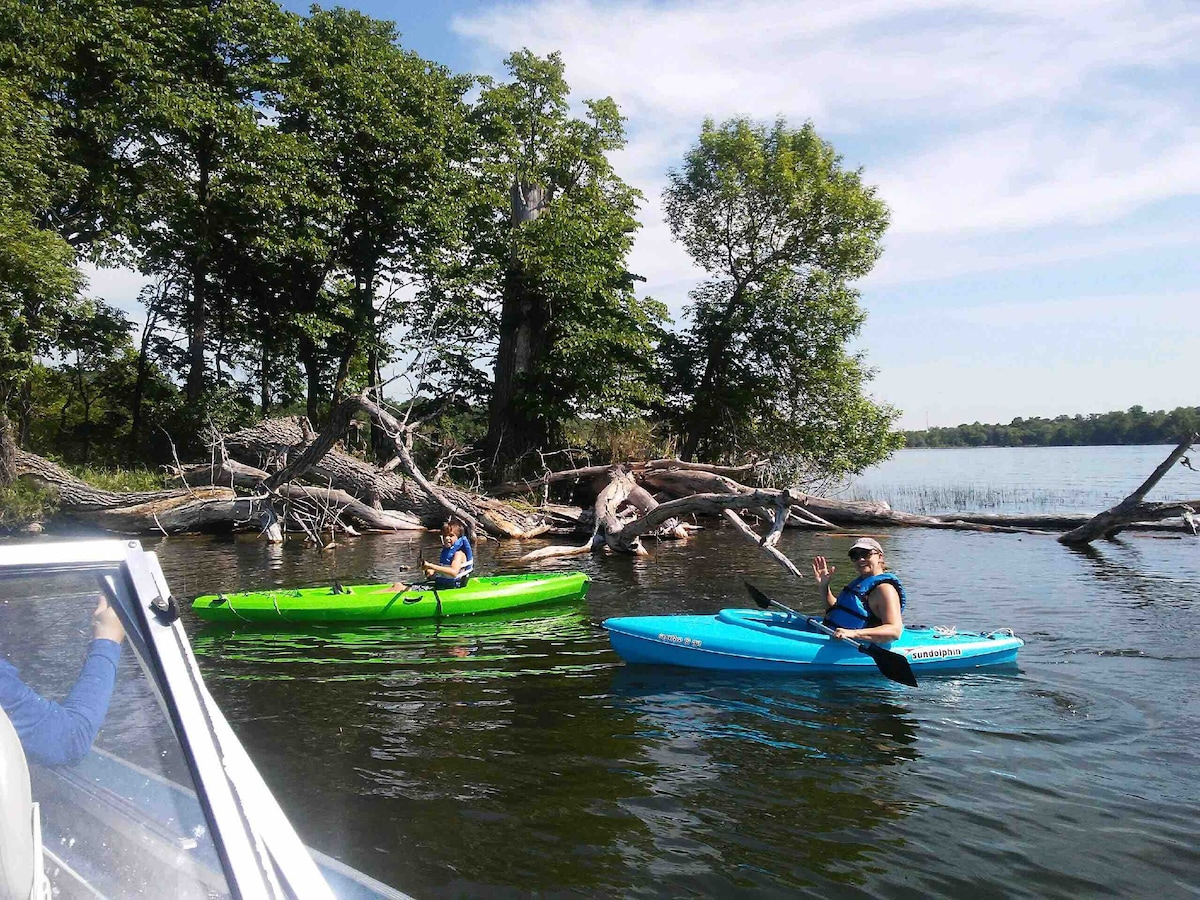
453, 0, 1200, 279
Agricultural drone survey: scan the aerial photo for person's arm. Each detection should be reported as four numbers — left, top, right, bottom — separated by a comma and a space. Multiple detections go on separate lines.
424, 550, 467, 579
1, 640, 121, 767
0, 597, 124, 767
812, 556, 836, 610
833, 583, 904, 644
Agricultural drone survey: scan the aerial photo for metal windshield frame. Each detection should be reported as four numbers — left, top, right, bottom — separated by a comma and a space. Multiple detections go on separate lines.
0, 540, 336, 900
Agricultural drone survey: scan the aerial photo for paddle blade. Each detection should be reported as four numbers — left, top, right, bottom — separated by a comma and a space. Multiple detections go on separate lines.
860, 643, 918, 687
745, 581, 774, 610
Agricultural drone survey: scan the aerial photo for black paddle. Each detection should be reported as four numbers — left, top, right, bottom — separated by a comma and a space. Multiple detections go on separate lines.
744, 581, 917, 687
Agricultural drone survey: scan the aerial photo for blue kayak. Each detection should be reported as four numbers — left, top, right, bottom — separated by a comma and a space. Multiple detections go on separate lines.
603, 609, 1023, 674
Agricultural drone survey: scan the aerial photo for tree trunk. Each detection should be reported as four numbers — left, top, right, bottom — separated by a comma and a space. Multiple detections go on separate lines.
485, 261, 552, 470
16, 377, 32, 447
0, 413, 16, 487
299, 336, 323, 426
129, 323, 152, 463
186, 145, 211, 405
485, 180, 555, 472
15, 446, 245, 533
331, 337, 354, 411
259, 314, 271, 417
680, 286, 744, 461
175, 459, 424, 531
74, 355, 94, 466
223, 406, 545, 539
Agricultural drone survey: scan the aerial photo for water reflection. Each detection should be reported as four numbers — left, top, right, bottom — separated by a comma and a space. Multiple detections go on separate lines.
192, 603, 599, 679
1064, 536, 1196, 609
603, 668, 920, 890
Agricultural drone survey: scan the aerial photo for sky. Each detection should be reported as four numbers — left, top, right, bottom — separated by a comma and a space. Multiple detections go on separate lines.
88, 0, 1200, 430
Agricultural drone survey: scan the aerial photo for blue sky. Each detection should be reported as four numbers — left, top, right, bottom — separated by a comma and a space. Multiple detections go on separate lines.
91, 0, 1200, 430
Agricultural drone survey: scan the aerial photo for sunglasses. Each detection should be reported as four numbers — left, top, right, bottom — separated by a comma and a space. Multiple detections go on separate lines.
848, 549, 876, 561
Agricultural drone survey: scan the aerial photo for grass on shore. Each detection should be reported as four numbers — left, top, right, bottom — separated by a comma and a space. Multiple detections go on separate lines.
68, 466, 168, 492
0, 481, 60, 531
839, 482, 1103, 515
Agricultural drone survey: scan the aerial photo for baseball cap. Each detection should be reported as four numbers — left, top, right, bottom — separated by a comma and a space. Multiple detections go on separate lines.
849, 537, 883, 555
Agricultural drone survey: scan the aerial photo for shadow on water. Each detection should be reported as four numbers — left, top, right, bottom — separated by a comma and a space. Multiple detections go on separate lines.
324, 664, 931, 896
584, 666, 925, 893
190, 593, 933, 894
607, 665, 920, 760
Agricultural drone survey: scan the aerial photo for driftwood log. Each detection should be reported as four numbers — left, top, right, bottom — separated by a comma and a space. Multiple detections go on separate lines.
14, 448, 255, 534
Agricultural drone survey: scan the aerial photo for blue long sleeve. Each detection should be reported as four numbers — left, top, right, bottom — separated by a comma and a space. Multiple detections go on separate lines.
0, 639, 122, 767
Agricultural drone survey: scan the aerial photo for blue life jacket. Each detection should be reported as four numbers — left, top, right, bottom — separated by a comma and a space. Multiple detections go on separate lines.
824, 573, 906, 630
434, 536, 473, 589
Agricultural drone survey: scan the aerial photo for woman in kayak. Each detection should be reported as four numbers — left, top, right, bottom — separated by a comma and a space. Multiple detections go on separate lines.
392, 520, 474, 591
812, 537, 905, 644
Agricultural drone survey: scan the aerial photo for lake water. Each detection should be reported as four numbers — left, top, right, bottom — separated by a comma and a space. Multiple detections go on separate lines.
4, 445, 1199, 897
841, 444, 1199, 515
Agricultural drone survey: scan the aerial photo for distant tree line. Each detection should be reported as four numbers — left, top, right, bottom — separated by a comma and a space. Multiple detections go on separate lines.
902, 406, 1200, 448
1, 0, 898, 482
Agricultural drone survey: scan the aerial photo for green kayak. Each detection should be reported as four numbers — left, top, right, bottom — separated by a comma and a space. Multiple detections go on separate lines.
191, 571, 590, 623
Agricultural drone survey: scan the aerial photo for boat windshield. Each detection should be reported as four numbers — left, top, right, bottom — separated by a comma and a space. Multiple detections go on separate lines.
0, 566, 234, 899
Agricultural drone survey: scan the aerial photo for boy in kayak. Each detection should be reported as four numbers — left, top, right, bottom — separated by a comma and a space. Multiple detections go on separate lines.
391, 519, 474, 591
812, 537, 905, 644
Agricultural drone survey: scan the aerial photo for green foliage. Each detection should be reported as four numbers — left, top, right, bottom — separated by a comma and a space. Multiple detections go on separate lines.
276, 7, 477, 408
0, 72, 84, 418
4, 2, 914, 480
0, 480, 58, 530
564, 417, 675, 464
22, 299, 185, 467
0, 0, 148, 258
904, 406, 1200, 448
662, 117, 899, 474
66, 466, 167, 492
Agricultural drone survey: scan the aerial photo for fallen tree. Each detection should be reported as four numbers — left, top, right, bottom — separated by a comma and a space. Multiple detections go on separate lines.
1059, 433, 1198, 545
6, 396, 1197, 557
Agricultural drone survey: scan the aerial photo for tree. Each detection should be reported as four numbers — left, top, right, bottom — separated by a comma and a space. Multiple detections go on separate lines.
271, 7, 477, 429
36, 300, 132, 464
0, 75, 83, 441
127, 0, 291, 405
662, 117, 899, 474
476, 51, 664, 473
0, 0, 146, 257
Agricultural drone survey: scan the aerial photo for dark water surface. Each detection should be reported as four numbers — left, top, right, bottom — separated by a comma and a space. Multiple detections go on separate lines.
5, 446, 1200, 897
